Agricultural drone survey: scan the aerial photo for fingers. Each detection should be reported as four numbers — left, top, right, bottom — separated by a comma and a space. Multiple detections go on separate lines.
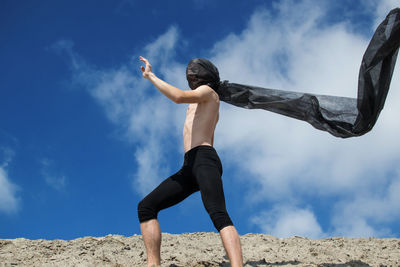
139, 56, 151, 78
139, 56, 149, 64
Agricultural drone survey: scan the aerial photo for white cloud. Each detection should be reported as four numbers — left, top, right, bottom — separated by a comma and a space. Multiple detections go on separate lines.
0, 146, 20, 214
0, 166, 19, 214
0, 147, 15, 168
210, 0, 400, 236
40, 158, 67, 191
374, 0, 399, 27
56, 26, 187, 196
331, 170, 400, 237
252, 205, 325, 239
143, 26, 179, 68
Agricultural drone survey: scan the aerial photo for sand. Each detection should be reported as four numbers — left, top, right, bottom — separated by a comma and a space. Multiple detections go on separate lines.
1, 233, 399, 266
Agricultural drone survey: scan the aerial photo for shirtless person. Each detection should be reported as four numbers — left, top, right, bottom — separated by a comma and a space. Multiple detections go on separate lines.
137, 56, 243, 267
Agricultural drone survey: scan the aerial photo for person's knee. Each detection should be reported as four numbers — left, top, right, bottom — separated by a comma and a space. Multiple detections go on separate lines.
208, 209, 234, 232
137, 199, 158, 223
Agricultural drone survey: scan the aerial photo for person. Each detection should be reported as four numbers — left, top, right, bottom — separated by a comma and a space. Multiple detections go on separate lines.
137, 56, 243, 267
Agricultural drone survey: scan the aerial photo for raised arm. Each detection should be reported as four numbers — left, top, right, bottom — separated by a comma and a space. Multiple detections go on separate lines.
140, 56, 214, 104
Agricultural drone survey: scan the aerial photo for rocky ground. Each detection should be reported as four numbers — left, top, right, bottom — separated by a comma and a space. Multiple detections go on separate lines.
1, 232, 399, 266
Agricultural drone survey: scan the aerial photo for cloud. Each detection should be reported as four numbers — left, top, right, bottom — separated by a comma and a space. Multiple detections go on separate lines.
252, 205, 325, 239
40, 158, 67, 191
374, 0, 400, 27
0, 147, 15, 168
50, 39, 82, 71
0, 131, 18, 168
331, 169, 400, 237
209, 0, 400, 236
0, 166, 19, 214
54, 26, 187, 196
0, 134, 20, 214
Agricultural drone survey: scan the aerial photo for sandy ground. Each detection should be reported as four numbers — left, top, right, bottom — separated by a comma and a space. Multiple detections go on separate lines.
1, 233, 399, 266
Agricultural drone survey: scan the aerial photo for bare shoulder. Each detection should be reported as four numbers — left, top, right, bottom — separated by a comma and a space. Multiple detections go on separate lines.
196, 85, 219, 101
195, 84, 213, 94
178, 85, 218, 104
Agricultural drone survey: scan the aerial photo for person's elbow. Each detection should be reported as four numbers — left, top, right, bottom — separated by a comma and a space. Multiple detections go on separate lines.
174, 92, 184, 104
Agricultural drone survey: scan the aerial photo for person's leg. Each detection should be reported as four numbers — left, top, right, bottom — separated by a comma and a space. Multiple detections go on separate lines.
137, 169, 196, 266
140, 219, 161, 267
220, 225, 243, 267
195, 162, 243, 265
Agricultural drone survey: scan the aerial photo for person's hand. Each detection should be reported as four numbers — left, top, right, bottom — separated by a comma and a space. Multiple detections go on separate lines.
139, 56, 153, 80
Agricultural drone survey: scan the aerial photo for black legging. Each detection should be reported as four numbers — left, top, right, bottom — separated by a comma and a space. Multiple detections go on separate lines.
137, 145, 233, 231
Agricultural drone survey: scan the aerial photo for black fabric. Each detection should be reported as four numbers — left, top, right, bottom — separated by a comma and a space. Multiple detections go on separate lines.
137, 145, 233, 232
186, 8, 400, 138
186, 58, 220, 90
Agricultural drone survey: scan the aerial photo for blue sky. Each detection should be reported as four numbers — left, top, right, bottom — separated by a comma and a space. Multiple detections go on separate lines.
1, 0, 399, 240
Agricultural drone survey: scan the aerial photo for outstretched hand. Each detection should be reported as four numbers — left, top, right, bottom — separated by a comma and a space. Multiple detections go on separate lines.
139, 56, 153, 80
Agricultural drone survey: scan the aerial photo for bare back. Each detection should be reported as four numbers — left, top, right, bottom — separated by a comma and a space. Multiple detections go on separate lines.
183, 87, 220, 152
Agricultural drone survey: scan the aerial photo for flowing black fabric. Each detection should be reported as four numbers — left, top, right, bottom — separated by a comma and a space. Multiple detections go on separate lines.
186, 8, 400, 138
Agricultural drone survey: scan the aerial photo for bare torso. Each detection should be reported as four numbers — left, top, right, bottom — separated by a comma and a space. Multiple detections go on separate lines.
183, 88, 220, 153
